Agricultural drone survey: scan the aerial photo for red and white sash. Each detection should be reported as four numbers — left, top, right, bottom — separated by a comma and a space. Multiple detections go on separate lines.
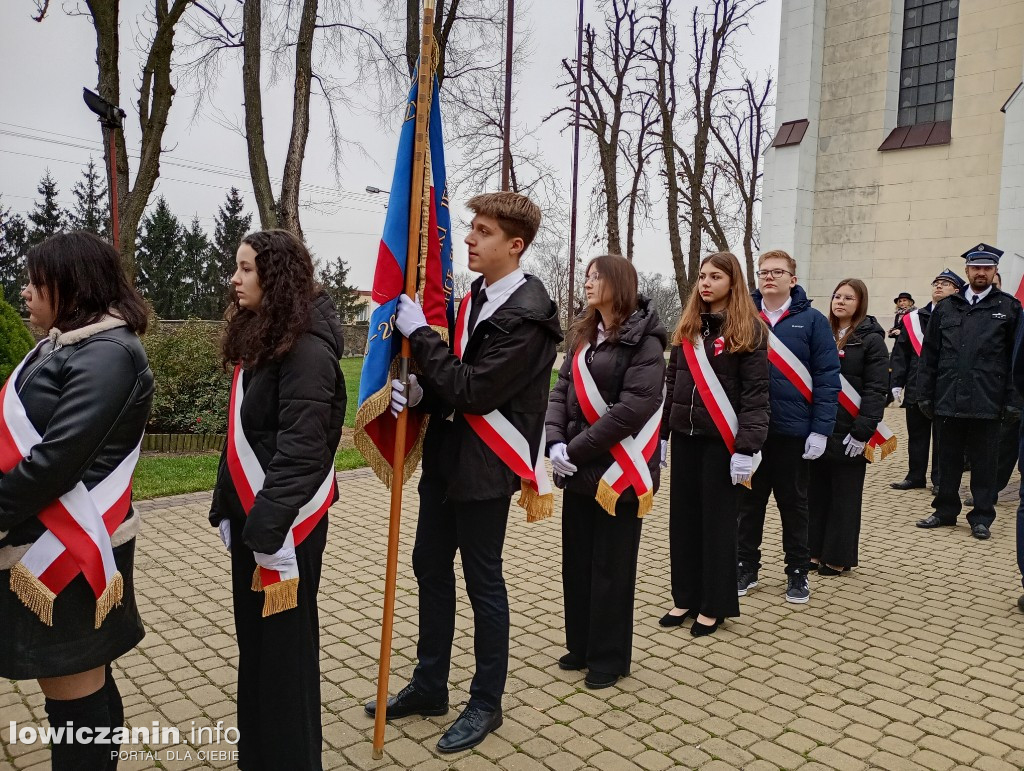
0, 343, 137, 627
759, 325, 897, 462
571, 343, 662, 516
901, 310, 924, 357
681, 339, 762, 487
226, 366, 337, 616
453, 292, 553, 522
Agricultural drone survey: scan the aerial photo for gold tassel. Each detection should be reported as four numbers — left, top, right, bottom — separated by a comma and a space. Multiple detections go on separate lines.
595, 479, 620, 517
864, 435, 897, 464
518, 483, 553, 522
251, 566, 263, 592
261, 578, 299, 617
636, 490, 653, 518
93, 571, 124, 629
11, 562, 56, 627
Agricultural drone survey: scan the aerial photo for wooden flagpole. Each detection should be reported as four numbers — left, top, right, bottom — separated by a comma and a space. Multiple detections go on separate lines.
372, 0, 436, 759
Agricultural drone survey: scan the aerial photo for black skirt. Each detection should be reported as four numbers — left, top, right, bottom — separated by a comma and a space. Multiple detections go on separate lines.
0, 537, 145, 679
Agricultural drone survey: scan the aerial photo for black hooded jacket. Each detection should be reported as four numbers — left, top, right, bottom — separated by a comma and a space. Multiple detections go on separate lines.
825, 316, 889, 462
545, 297, 667, 501
410, 274, 563, 502
210, 293, 347, 554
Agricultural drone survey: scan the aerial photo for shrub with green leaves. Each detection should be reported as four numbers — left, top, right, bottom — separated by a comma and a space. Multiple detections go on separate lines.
143, 320, 231, 434
0, 297, 34, 386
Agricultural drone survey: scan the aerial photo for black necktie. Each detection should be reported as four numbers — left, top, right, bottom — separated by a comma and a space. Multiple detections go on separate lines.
971, 295, 979, 305
468, 287, 488, 336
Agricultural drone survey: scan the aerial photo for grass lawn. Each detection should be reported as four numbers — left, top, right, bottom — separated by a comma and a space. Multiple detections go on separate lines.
133, 448, 368, 501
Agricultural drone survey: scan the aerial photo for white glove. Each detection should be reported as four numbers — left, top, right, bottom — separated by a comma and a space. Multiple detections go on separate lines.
395, 293, 428, 337
891, 387, 903, 404
660, 439, 668, 469
390, 374, 424, 417
549, 442, 578, 477
253, 547, 297, 572
729, 453, 754, 486
218, 520, 231, 551
802, 432, 827, 460
843, 433, 866, 457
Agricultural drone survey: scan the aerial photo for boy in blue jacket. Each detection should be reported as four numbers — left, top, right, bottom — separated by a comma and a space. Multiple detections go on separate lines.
737, 250, 841, 603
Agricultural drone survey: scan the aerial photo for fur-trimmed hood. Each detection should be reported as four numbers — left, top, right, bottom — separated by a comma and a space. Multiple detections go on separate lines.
47, 314, 127, 347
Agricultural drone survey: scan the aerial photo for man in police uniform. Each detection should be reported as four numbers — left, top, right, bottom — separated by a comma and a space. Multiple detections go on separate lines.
916, 244, 1022, 539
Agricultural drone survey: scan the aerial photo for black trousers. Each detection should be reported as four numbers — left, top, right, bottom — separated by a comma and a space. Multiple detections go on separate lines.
996, 415, 1020, 493
737, 433, 811, 575
670, 434, 741, 618
561, 490, 643, 675
231, 515, 327, 771
808, 459, 866, 568
411, 477, 511, 712
904, 402, 939, 486
932, 417, 1000, 527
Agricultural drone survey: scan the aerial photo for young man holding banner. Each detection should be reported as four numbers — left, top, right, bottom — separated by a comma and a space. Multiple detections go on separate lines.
737, 250, 841, 604
365, 192, 562, 753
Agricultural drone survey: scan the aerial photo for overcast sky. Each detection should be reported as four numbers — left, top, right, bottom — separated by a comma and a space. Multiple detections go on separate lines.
0, 0, 780, 290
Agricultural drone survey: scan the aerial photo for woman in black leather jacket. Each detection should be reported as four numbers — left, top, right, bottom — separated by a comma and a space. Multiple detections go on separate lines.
210, 230, 346, 771
0, 231, 153, 769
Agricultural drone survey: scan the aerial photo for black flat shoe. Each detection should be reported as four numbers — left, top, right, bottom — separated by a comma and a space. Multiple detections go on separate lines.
558, 651, 586, 671
658, 609, 694, 627
971, 523, 990, 540
584, 670, 620, 689
690, 618, 721, 637
817, 565, 847, 576
916, 515, 955, 528
437, 706, 503, 753
891, 479, 926, 490
364, 682, 449, 720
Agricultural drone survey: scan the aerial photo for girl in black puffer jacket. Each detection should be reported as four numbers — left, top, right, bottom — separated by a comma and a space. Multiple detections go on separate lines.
545, 254, 666, 690
809, 279, 889, 575
660, 252, 770, 637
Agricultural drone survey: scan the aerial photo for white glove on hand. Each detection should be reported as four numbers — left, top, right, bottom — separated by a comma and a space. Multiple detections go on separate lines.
660, 439, 668, 469
549, 443, 578, 477
253, 547, 297, 572
395, 293, 428, 337
891, 387, 903, 404
729, 453, 754, 486
843, 433, 866, 457
802, 432, 827, 460
390, 374, 424, 417
218, 520, 231, 551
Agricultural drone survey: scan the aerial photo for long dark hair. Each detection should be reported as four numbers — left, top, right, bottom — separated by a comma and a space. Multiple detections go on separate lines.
567, 254, 638, 351
221, 229, 318, 368
674, 252, 764, 353
829, 278, 869, 351
26, 231, 148, 334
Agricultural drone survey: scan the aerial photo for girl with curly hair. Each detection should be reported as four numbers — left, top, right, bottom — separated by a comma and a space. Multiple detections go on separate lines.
210, 229, 347, 770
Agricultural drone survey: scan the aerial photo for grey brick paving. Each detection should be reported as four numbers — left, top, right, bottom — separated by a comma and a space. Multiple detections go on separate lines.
3, 407, 1024, 770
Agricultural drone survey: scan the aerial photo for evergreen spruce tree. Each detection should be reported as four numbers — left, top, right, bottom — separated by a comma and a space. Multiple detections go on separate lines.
318, 256, 363, 322
0, 294, 34, 386
27, 170, 66, 246
136, 197, 186, 318
212, 187, 253, 278
181, 216, 213, 318
0, 196, 29, 308
68, 158, 110, 237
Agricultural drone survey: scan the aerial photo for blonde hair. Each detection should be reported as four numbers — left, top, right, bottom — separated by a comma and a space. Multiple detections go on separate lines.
673, 252, 766, 353
466, 192, 542, 252
758, 249, 797, 275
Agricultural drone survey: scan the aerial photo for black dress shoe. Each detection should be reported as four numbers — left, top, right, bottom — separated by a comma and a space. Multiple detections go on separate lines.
817, 565, 846, 576
364, 682, 449, 720
971, 523, 990, 540
964, 496, 975, 507
658, 609, 694, 627
584, 671, 620, 689
916, 515, 955, 528
690, 618, 721, 637
437, 706, 503, 753
1017, 594, 1024, 612
891, 479, 927, 490
558, 651, 586, 671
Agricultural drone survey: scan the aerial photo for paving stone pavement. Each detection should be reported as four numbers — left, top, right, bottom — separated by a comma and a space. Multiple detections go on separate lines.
4, 406, 1024, 771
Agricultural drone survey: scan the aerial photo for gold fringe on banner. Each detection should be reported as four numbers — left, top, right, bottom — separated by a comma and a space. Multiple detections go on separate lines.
251, 566, 263, 592
93, 571, 124, 629
260, 578, 299, 617
864, 435, 898, 464
11, 562, 56, 626
595, 479, 620, 517
518, 483, 553, 523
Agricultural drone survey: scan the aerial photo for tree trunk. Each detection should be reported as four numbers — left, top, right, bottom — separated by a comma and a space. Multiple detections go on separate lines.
406, 0, 420, 77
243, 0, 278, 231
278, 0, 318, 241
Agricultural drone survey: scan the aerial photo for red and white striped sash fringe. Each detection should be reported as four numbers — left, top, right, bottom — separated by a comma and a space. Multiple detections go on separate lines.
901, 310, 924, 357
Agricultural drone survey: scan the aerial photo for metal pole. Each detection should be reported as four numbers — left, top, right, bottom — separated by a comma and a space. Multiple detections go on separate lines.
501, 0, 515, 191
567, 0, 584, 327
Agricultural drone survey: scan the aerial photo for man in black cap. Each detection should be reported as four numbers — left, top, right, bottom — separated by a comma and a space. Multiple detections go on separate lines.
916, 244, 1022, 539
890, 270, 964, 490
889, 292, 917, 339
